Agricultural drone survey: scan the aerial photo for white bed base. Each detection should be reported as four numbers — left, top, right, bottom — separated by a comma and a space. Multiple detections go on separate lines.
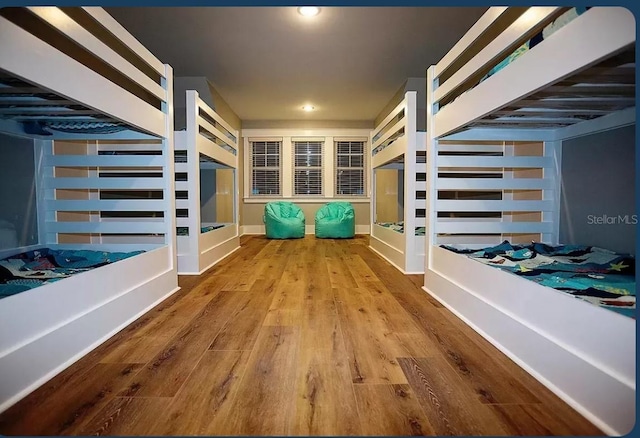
370, 91, 426, 274
424, 246, 635, 436
0, 7, 179, 413
175, 90, 240, 275
424, 7, 636, 434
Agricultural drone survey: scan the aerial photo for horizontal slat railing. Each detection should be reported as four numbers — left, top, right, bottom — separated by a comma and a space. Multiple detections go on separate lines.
435, 7, 509, 77
437, 199, 553, 212
438, 155, 551, 168
28, 7, 165, 101
437, 177, 553, 190
47, 221, 166, 234
81, 7, 166, 77
436, 220, 553, 234
434, 7, 560, 104
45, 155, 164, 167
197, 96, 238, 141
372, 117, 405, 153
46, 177, 164, 189
372, 99, 405, 141
433, 7, 635, 138
46, 199, 165, 211
0, 16, 166, 137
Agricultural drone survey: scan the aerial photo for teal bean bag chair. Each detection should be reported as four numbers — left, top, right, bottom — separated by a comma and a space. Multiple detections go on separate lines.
315, 202, 355, 239
263, 201, 305, 239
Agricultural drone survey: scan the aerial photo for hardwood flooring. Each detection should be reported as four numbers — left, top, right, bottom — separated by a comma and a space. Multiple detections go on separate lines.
0, 235, 602, 436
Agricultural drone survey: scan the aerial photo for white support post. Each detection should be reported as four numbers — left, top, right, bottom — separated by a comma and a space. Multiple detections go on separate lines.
544, 139, 562, 244
186, 90, 200, 264
425, 66, 438, 270
404, 91, 417, 269
163, 64, 177, 270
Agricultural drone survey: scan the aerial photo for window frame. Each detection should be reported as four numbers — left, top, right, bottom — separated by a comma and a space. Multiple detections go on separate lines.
292, 139, 324, 197
242, 129, 371, 203
249, 139, 282, 197
335, 139, 366, 197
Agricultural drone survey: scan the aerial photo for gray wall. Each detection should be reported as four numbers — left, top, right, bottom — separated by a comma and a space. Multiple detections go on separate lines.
559, 124, 636, 255
200, 168, 217, 223
173, 76, 216, 130
405, 77, 427, 132
0, 133, 38, 249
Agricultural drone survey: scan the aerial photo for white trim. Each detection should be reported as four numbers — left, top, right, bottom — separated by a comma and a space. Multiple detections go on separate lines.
241, 128, 371, 138
240, 224, 370, 236
243, 197, 369, 204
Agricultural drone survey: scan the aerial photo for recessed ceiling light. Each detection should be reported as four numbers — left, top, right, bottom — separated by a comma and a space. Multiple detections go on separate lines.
298, 6, 320, 17
302, 105, 315, 112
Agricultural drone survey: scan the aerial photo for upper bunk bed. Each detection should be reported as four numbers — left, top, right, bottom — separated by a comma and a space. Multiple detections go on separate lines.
0, 7, 178, 415
369, 91, 427, 274
429, 6, 635, 139
423, 6, 636, 436
175, 90, 240, 275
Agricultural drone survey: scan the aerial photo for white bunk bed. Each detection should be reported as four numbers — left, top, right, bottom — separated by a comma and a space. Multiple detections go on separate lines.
0, 7, 178, 412
369, 91, 427, 274
174, 90, 240, 275
425, 7, 635, 436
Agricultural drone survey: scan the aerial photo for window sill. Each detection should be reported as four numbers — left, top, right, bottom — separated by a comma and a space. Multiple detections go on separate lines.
243, 197, 370, 204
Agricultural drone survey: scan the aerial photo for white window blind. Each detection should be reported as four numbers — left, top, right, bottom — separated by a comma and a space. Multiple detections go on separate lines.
335, 140, 365, 196
251, 140, 281, 196
293, 140, 323, 196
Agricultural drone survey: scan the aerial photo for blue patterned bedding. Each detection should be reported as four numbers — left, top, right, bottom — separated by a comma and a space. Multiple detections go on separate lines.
376, 221, 425, 236
480, 7, 588, 83
442, 241, 635, 318
176, 224, 226, 236
0, 248, 144, 299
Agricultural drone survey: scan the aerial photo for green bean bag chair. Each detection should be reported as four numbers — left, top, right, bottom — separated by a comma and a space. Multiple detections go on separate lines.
315, 202, 355, 239
263, 201, 305, 239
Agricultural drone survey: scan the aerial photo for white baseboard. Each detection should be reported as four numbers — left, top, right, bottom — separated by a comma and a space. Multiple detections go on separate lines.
241, 224, 370, 236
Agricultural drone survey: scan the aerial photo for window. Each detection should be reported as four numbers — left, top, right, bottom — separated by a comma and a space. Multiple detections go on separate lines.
250, 140, 281, 195
335, 140, 365, 196
293, 140, 323, 196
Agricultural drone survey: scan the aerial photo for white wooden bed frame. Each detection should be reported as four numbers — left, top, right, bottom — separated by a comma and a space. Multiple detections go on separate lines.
175, 90, 240, 275
424, 7, 635, 435
369, 91, 427, 274
0, 7, 178, 413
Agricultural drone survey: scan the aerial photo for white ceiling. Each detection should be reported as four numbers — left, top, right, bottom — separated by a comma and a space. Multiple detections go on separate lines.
106, 7, 488, 122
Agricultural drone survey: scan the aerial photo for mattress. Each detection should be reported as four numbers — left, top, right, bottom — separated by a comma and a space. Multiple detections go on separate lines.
176, 224, 227, 236
376, 221, 426, 236
0, 247, 144, 299
442, 241, 635, 318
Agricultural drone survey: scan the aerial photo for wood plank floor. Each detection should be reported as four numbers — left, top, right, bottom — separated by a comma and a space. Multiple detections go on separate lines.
0, 235, 602, 436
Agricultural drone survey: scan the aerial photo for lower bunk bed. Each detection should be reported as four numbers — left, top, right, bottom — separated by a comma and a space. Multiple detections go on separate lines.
424, 243, 635, 435
174, 90, 240, 275
0, 244, 177, 410
441, 241, 635, 318
369, 91, 426, 274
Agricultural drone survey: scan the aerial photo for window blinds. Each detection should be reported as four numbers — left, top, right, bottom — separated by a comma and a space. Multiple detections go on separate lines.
293, 140, 323, 196
335, 140, 365, 196
251, 140, 281, 195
